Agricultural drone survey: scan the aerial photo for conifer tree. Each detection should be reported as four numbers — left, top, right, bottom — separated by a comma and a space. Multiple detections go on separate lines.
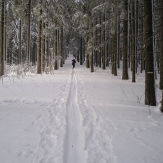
122, 0, 129, 80
144, 0, 156, 106
0, 0, 5, 76
37, 3, 42, 74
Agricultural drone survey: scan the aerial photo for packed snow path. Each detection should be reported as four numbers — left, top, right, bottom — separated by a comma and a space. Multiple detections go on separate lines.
1, 55, 163, 163
65, 69, 86, 163
64, 68, 117, 163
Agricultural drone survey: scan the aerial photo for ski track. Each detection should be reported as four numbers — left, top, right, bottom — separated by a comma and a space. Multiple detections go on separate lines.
31, 72, 71, 163
12, 68, 118, 163
65, 69, 118, 163
65, 69, 86, 163
75, 70, 118, 163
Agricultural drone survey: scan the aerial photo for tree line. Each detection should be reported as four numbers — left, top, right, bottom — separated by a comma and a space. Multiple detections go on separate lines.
0, 0, 163, 110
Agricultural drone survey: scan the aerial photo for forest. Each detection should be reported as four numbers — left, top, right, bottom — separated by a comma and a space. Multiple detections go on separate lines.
0, 0, 162, 110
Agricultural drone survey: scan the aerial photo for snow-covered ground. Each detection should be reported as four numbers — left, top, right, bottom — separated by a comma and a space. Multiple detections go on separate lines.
0, 55, 163, 163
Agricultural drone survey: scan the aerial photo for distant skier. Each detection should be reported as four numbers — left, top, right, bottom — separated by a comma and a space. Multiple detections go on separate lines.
72, 59, 76, 69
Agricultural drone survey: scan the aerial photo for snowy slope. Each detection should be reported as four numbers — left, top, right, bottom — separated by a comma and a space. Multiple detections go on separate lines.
0, 55, 163, 163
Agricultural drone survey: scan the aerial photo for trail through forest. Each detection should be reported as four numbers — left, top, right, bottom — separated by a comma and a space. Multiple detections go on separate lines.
65, 69, 86, 163
0, 56, 163, 163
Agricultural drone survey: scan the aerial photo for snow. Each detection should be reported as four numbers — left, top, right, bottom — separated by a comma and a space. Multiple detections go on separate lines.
0, 55, 163, 163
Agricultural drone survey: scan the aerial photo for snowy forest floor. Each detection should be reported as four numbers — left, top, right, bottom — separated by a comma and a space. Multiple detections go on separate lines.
0, 55, 163, 163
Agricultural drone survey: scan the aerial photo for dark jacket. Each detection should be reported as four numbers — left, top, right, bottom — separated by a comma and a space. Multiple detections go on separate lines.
72, 59, 76, 65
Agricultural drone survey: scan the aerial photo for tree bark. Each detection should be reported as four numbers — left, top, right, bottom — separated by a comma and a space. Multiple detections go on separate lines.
131, 1, 136, 82
4, 2, 6, 65
42, 23, 45, 72
45, 23, 49, 67
80, 37, 83, 65
135, 0, 139, 73
86, 37, 90, 68
102, 11, 106, 70
117, 11, 120, 69
54, 25, 58, 70
159, 0, 163, 112
99, 12, 102, 68
112, 34, 117, 76
18, 19, 22, 65
0, 0, 5, 76
26, 0, 31, 64
144, 0, 156, 106
122, 0, 129, 80
85, 18, 90, 68
90, 22, 94, 72
160, 0, 163, 90
60, 26, 64, 67
86, 38, 90, 68
37, 6, 42, 74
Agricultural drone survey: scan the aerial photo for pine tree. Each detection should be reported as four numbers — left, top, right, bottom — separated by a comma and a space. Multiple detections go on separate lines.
131, 0, 136, 82
54, 24, 58, 70
144, 0, 156, 106
122, 0, 129, 80
0, 0, 5, 76
60, 26, 64, 67
26, 0, 31, 64
37, 3, 42, 74
160, 0, 163, 112
160, 0, 163, 90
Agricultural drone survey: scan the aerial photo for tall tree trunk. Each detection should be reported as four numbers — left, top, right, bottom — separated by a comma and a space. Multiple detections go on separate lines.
106, 36, 109, 67
160, 0, 163, 90
18, 19, 22, 65
140, 4, 144, 73
122, 0, 129, 80
86, 37, 90, 68
54, 25, 58, 70
112, 33, 117, 76
144, 0, 156, 106
85, 17, 90, 68
90, 21, 94, 72
80, 37, 83, 65
60, 26, 63, 67
26, 0, 31, 64
99, 12, 102, 68
128, 3, 131, 69
4, 2, 6, 65
95, 18, 98, 67
0, 0, 5, 76
102, 11, 106, 70
45, 23, 49, 67
160, 0, 163, 112
117, 11, 120, 69
111, 37, 114, 75
135, 0, 139, 73
37, 6, 42, 74
114, 35, 117, 76
131, 1, 136, 82
42, 23, 45, 72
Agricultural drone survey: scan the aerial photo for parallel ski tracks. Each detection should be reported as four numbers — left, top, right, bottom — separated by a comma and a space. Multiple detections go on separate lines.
65, 70, 86, 163
64, 69, 118, 163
